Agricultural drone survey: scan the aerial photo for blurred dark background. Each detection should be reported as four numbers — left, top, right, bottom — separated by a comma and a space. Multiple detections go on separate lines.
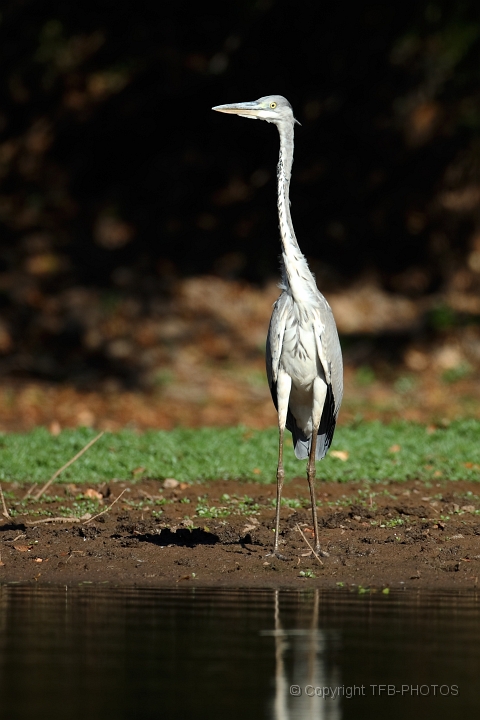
0, 0, 479, 399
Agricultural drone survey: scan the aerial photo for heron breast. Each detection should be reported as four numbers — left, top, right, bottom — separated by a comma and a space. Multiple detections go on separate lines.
280, 321, 319, 388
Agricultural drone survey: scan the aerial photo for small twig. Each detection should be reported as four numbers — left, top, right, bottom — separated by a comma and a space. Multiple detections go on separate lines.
33, 431, 104, 501
66, 550, 87, 563
24, 488, 127, 526
84, 488, 128, 524
22, 485, 35, 501
139, 490, 164, 501
295, 523, 324, 566
26, 516, 83, 525
0, 483, 11, 519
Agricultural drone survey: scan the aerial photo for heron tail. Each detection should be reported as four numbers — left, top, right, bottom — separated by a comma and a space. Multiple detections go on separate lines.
291, 426, 334, 461
289, 389, 337, 461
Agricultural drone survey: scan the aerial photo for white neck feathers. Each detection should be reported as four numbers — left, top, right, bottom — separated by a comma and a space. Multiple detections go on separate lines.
276, 121, 317, 303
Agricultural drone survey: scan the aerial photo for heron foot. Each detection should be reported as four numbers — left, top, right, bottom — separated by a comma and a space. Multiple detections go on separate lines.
266, 550, 289, 561
303, 547, 329, 559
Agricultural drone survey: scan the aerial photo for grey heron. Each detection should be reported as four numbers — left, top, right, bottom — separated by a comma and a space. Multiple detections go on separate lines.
213, 95, 343, 558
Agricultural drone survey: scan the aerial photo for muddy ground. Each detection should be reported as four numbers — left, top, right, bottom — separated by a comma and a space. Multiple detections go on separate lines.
2, 477, 480, 590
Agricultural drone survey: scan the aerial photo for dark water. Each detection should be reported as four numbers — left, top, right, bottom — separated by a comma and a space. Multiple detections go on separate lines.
0, 585, 478, 719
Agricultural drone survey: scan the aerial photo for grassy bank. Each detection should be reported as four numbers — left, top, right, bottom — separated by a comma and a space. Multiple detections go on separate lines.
1, 420, 480, 485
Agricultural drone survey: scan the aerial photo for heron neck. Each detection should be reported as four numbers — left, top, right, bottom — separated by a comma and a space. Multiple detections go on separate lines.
276, 122, 317, 301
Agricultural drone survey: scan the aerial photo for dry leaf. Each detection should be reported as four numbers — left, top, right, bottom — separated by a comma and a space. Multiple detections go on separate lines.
13, 544, 30, 552
252, 468, 261, 475
389, 444, 401, 453
132, 466, 145, 476
33, 558, 43, 563
84, 488, 103, 500
461, 505, 476, 513
163, 478, 179, 489
65, 483, 79, 495
330, 450, 349, 461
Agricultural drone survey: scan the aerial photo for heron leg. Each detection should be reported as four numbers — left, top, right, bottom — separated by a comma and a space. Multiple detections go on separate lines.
274, 427, 285, 555
273, 370, 291, 558
306, 378, 329, 557
306, 427, 323, 556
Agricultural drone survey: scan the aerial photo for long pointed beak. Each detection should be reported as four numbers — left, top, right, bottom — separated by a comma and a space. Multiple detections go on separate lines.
212, 101, 261, 119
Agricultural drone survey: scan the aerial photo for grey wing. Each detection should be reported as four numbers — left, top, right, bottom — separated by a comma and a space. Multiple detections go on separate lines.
266, 291, 343, 462
265, 292, 290, 410
267, 293, 316, 459
314, 296, 343, 460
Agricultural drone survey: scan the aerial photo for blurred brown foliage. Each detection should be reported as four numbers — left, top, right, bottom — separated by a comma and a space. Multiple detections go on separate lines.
1, 276, 480, 431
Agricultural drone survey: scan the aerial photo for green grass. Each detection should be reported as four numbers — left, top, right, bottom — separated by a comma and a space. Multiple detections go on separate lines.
1, 419, 480, 485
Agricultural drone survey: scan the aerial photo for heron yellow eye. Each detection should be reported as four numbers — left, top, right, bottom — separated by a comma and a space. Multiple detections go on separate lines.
270, 102, 277, 109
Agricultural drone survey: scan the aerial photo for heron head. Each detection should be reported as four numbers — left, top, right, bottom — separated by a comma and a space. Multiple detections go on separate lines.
212, 95, 299, 125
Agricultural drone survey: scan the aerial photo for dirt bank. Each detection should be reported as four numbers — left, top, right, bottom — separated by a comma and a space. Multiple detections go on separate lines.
1, 478, 480, 589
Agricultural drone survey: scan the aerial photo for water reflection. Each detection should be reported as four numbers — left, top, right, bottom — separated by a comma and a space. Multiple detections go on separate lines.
0, 585, 478, 719
267, 589, 340, 720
